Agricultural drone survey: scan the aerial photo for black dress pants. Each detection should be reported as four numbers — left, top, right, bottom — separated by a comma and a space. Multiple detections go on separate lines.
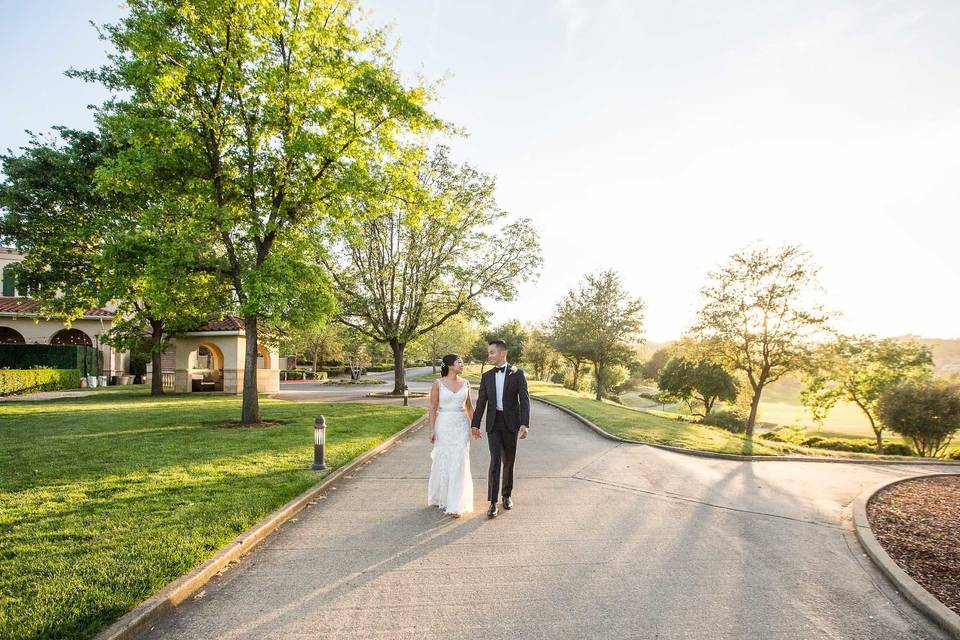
487, 410, 519, 503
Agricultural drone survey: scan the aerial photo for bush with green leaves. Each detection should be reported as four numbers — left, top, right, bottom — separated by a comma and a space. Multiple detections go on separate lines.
877, 379, 960, 457
0, 368, 81, 396
700, 409, 747, 433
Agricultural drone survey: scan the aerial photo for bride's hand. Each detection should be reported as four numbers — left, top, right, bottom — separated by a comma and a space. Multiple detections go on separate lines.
429, 431, 436, 444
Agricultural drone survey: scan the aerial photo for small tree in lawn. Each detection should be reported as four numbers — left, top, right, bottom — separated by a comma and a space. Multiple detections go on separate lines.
548, 294, 591, 390
325, 147, 541, 394
692, 243, 833, 436
641, 348, 671, 380
86, 0, 440, 422
801, 335, 933, 453
877, 379, 960, 457
552, 270, 644, 401
658, 357, 739, 417
284, 322, 346, 373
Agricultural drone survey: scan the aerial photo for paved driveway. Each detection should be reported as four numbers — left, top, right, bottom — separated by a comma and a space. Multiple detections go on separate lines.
142, 401, 955, 639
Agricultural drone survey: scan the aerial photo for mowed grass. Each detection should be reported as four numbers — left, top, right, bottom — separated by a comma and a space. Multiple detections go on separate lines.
0, 388, 424, 640
527, 381, 788, 456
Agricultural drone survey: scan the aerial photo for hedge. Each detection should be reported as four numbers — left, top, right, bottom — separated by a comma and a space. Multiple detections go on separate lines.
280, 370, 328, 381
0, 369, 81, 396
0, 344, 100, 376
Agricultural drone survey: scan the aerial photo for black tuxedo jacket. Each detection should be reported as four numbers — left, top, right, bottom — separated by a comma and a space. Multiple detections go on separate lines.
471, 364, 531, 432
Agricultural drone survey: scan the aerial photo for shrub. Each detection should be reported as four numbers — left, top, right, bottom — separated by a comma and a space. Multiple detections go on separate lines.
947, 448, 960, 460
701, 409, 747, 433
0, 368, 81, 396
878, 379, 960, 457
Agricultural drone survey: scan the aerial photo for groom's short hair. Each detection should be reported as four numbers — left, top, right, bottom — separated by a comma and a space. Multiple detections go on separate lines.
488, 339, 507, 352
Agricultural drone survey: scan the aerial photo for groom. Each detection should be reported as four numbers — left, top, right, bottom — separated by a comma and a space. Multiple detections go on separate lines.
471, 339, 530, 518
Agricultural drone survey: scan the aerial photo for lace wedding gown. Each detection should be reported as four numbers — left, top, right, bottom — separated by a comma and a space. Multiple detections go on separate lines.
427, 382, 474, 515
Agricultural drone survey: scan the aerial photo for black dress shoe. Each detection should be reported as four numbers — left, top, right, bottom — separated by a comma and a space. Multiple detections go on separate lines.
487, 502, 499, 518
502, 497, 513, 510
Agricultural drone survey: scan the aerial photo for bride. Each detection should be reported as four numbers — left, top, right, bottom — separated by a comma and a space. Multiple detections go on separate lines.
427, 354, 478, 517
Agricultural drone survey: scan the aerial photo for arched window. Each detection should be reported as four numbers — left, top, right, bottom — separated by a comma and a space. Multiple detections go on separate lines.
0, 327, 25, 344
50, 328, 92, 346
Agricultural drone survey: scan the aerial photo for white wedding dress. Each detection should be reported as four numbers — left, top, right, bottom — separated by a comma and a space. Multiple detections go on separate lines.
427, 381, 474, 515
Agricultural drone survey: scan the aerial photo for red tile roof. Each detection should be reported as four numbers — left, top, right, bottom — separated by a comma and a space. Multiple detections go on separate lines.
0, 297, 114, 318
188, 315, 245, 332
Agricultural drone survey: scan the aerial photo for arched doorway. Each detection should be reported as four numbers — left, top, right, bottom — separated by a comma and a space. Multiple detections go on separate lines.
50, 328, 92, 346
0, 327, 25, 344
191, 343, 224, 392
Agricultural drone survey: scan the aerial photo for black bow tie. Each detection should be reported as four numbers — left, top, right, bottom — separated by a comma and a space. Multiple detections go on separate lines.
493, 366, 506, 373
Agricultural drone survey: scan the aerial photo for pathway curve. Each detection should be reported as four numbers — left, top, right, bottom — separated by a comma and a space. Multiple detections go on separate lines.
142, 401, 956, 639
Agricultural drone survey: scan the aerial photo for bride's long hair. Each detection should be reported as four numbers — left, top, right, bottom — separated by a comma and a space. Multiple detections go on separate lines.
440, 354, 460, 378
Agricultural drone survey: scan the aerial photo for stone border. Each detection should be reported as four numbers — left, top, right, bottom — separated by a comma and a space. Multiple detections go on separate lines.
94, 414, 427, 640
852, 474, 960, 640
532, 396, 960, 465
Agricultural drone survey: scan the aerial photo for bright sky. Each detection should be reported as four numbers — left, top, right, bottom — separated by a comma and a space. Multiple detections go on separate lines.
2, 1, 959, 342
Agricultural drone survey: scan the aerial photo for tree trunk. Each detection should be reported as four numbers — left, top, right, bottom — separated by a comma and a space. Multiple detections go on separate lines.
149, 319, 164, 397
390, 339, 406, 395
313, 347, 319, 373
868, 416, 883, 454
572, 360, 581, 388
241, 315, 261, 424
746, 388, 762, 437
594, 362, 603, 401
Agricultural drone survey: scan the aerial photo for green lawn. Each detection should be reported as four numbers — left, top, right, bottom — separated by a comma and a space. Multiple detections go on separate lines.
0, 388, 424, 640
528, 381, 789, 456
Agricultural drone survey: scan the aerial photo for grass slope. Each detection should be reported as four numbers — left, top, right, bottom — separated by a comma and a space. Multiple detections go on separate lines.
0, 388, 424, 640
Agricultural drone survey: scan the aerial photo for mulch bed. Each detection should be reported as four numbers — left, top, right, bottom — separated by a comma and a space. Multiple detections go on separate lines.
867, 475, 960, 615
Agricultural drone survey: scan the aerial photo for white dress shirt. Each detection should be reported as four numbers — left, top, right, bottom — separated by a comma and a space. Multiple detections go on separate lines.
495, 362, 509, 411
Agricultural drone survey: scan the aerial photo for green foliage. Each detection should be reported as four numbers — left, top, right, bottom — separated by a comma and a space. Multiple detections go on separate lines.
700, 409, 747, 433
85, 0, 442, 421
657, 357, 739, 416
801, 334, 933, 453
0, 369, 81, 396
641, 348, 670, 380
548, 270, 644, 401
593, 364, 630, 398
877, 379, 960, 457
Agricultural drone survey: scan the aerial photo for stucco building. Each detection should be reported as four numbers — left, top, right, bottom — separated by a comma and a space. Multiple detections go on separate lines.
1, 247, 278, 394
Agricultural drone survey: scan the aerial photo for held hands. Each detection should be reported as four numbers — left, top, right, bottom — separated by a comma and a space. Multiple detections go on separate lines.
471, 426, 482, 441
519, 425, 529, 440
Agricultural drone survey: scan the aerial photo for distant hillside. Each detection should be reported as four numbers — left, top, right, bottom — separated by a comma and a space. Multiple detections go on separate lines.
893, 336, 960, 376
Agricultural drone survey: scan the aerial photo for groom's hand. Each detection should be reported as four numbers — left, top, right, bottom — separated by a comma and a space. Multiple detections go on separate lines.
471, 426, 482, 440
519, 425, 528, 440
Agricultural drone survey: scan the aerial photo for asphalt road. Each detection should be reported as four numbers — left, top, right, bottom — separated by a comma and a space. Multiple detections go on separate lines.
141, 399, 956, 639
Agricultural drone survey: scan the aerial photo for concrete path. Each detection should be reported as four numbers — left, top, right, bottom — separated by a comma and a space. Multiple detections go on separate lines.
142, 401, 956, 640
274, 366, 435, 405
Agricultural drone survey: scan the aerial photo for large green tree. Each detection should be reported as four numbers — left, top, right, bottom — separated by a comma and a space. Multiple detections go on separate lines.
801, 335, 933, 453
84, 0, 440, 422
692, 244, 833, 436
0, 128, 230, 396
324, 147, 541, 393
523, 326, 563, 381
551, 270, 645, 401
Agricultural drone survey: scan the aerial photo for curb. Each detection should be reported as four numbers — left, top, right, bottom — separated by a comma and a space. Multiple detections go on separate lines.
94, 414, 427, 640
532, 396, 960, 466
852, 473, 960, 640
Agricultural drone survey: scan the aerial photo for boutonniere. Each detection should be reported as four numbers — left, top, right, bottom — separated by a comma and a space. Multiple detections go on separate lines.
507, 367, 518, 376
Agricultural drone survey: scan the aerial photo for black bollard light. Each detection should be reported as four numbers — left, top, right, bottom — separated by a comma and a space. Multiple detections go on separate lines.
312, 415, 327, 470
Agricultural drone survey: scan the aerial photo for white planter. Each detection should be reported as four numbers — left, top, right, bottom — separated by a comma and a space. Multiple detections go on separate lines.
120, 375, 132, 385
98, 376, 108, 388
87, 376, 98, 388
